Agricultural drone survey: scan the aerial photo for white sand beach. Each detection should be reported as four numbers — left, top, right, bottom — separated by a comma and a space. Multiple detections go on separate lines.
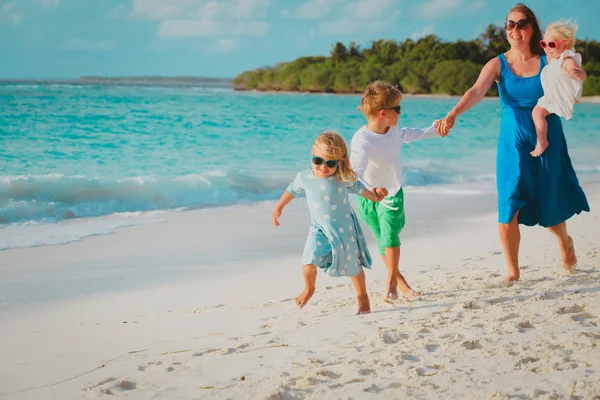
0, 182, 599, 400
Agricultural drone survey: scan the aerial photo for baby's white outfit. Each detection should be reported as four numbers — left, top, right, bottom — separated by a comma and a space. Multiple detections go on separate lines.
537, 49, 583, 120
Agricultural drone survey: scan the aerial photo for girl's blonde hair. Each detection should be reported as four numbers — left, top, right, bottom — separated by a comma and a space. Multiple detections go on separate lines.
358, 80, 403, 118
545, 19, 578, 47
313, 131, 357, 183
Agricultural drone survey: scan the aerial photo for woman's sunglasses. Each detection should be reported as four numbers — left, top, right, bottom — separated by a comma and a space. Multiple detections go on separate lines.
312, 156, 338, 168
504, 19, 529, 31
540, 39, 567, 49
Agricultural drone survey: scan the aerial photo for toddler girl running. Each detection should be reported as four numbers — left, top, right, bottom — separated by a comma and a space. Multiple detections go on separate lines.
272, 132, 388, 315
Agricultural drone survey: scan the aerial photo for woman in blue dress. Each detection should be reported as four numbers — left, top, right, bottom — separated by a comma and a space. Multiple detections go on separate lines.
438, 3, 589, 281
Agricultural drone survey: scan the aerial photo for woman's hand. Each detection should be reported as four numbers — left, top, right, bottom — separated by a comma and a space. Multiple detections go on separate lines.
439, 112, 456, 136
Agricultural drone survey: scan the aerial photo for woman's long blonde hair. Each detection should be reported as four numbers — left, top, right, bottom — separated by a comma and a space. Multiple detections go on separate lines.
313, 131, 357, 183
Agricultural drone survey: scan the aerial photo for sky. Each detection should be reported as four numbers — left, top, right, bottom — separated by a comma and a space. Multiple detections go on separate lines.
0, 0, 599, 79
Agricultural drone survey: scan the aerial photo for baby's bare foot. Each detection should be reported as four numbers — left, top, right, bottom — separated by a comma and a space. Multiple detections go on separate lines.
561, 235, 577, 273
530, 140, 549, 157
295, 287, 315, 309
356, 294, 370, 315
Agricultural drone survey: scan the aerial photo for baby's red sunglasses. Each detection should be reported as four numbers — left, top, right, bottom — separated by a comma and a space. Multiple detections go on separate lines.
540, 39, 567, 49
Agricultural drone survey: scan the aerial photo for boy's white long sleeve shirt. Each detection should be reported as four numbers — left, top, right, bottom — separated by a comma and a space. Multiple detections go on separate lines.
350, 123, 438, 197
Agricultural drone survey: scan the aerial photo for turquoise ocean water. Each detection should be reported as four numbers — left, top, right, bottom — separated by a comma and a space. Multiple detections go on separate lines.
1, 83, 599, 250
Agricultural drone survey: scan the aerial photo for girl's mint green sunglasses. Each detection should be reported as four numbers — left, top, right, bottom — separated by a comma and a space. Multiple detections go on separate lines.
312, 156, 338, 168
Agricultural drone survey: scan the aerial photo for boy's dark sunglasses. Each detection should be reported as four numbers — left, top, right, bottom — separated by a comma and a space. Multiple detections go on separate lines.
504, 19, 529, 31
385, 105, 401, 114
312, 156, 338, 168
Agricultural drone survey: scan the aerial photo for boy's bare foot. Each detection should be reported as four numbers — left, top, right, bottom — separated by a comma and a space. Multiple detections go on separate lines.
384, 291, 399, 304
560, 235, 577, 273
530, 140, 549, 157
295, 287, 315, 309
356, 294, 370, 315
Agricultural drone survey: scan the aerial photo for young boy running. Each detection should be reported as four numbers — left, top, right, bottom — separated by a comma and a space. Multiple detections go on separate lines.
350, 80, 444, 302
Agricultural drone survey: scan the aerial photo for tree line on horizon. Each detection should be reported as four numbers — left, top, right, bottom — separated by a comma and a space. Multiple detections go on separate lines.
233, 24, 600, 96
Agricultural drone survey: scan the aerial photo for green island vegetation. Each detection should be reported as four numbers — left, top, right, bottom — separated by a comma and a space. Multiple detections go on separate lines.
233, 25, 600, 96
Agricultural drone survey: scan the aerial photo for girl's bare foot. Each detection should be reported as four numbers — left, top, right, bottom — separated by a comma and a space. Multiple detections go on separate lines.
295, 287, 315, 309
560, 235, 577, 273
356, 294, 370, 315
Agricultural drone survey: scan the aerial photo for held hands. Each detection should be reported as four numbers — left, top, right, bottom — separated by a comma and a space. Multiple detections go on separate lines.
272, 208, 282, 227
435, 113, 456, 137
372, 187, 388, 201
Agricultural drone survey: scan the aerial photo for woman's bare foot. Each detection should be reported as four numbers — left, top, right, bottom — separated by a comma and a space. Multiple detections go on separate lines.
295, 287, 315, 309
560, 235, 577, 273
356, 294, 370, 315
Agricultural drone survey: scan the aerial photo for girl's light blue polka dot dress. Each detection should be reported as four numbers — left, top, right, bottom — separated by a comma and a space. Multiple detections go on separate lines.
287, 170, 372, 277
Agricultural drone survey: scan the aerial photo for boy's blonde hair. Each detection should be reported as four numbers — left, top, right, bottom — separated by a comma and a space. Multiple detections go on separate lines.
546, 19, 578, 47
313, 131, 357, 183
358, 80, 403, 118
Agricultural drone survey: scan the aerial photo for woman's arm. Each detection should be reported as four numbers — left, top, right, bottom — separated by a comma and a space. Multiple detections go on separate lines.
562, 57, 587, 82
441, 57, 501, 134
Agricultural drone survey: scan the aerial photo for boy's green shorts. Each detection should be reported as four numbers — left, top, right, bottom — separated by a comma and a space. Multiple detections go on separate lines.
356, 188, 405, 255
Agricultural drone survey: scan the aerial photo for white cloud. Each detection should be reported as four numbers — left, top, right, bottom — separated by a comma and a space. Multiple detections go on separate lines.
132, 0, 272, 40
214, 38, 236, 53
110, 4, 127, 19
131, 0, 196, 20
318, 16, 392, 35
280, 9, 290, 17
345, 0, 394, 19
417, 0, 485, 19
292, 0, 342, 20
411, 23, 435, 40
0, 1, 23, 25
131, 0, 270, 20
230, 0, 270, 19
159, 20, 269, 38
11, 12, 23, 24
41, 0, 60, 8
61, 38, 118, 51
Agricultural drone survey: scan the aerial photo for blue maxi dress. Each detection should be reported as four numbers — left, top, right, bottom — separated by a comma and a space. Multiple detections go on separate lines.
496, 53, 589, 227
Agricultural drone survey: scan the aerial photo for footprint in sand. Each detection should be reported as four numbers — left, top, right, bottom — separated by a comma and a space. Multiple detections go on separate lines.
425, 344, 439, 353
317, 369, 342, 379
535, 292, 561, 300
399, 353, 420, 362
378, 329, 409, 344
416, 365, 443, 376
556, 304, 585, 314
85, 379, 137, 395
571, 312, 596, 322
462, 340, 482, 350
517, 321, 535, 332
499, 313, 520, 321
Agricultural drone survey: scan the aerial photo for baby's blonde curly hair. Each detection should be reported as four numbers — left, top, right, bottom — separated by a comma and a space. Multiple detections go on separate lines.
358, 80, 403, 118
313, 131, 357, 183
545, 19, 578, 48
